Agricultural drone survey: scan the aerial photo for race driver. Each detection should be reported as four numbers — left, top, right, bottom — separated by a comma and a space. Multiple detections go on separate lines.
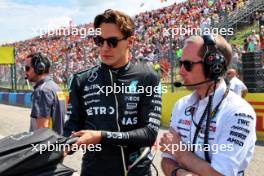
64, 9, 161, 176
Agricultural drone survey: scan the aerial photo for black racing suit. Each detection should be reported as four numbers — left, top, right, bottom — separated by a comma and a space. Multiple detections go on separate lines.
64, 62, 161, 176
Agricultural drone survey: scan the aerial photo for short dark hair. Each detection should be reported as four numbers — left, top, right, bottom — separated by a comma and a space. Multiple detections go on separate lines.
94, 9, 135, 38
27, 53, 51, 74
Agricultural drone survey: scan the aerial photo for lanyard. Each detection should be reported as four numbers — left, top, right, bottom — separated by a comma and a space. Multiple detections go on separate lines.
191, 88, 229, 162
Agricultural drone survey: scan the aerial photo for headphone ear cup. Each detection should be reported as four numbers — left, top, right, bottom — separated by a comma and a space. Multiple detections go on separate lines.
34, 58, 46, 75
32, 64, 38, 75
201, 35, 226, 81
37, 62, 46, 75
204, 52, 226, 80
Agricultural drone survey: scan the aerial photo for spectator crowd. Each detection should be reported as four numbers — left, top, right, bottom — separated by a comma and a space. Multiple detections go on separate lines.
1, 0, 258, 86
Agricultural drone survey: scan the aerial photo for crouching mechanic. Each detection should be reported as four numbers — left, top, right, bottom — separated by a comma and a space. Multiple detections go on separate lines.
159, 35, 256, 176
64, 9, 161, 176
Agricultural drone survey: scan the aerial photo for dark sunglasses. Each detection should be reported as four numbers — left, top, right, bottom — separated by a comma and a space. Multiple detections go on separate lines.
93, 36, 127, 48
25, 66, 31, 72
179, 60, 203, 72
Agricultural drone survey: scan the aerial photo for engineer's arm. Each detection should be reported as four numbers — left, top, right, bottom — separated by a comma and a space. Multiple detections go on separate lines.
161, 158, 198, 176
36, 117, 49, 128
31, 89, 53, 130
170, 147, 223, 176
240, 79, 248, 98
161, 107, 256, 176
160, 128, 222, 176
241, 89, 248, 98
161, 158, 178, 176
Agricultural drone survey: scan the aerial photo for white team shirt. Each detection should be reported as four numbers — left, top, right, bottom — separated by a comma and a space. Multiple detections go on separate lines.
229, 77, 247, 97
162, 81, 256, 176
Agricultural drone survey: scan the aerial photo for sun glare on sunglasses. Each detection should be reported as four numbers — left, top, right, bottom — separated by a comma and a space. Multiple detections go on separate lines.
93, 36, 127, 48
179, 60, 203, 72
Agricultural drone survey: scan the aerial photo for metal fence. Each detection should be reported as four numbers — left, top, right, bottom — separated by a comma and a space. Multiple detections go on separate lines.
1, 50, 263, 92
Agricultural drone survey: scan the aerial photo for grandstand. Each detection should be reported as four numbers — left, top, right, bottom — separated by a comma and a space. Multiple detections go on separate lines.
0, 0, 263, 90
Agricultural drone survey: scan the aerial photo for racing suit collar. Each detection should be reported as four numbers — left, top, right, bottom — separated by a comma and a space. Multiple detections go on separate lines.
101, 62, 131, 74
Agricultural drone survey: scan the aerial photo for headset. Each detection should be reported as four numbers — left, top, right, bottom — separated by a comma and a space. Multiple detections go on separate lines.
174, 35, 227, 87
201, 35, 226, 81
32, 53, 50, 75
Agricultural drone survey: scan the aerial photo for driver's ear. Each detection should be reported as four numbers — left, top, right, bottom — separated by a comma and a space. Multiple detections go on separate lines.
127, 36, 135, 48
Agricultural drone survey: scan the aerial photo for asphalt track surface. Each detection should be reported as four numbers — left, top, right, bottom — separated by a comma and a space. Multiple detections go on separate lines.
0, 104, 263, 176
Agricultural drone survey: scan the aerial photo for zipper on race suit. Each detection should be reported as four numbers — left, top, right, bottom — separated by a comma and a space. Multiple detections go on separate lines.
108, 70, 128, 176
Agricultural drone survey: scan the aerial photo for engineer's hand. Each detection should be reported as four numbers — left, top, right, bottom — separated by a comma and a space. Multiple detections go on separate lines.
159, 128, 185, 158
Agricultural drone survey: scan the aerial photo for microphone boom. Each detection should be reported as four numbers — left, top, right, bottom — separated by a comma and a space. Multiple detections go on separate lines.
174, 79, 213, 87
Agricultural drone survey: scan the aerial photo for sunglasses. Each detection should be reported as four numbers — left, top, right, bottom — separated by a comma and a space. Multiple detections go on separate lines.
179, 60, 203, 72
93, 36, 127, 48
25, 66, 31, 72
